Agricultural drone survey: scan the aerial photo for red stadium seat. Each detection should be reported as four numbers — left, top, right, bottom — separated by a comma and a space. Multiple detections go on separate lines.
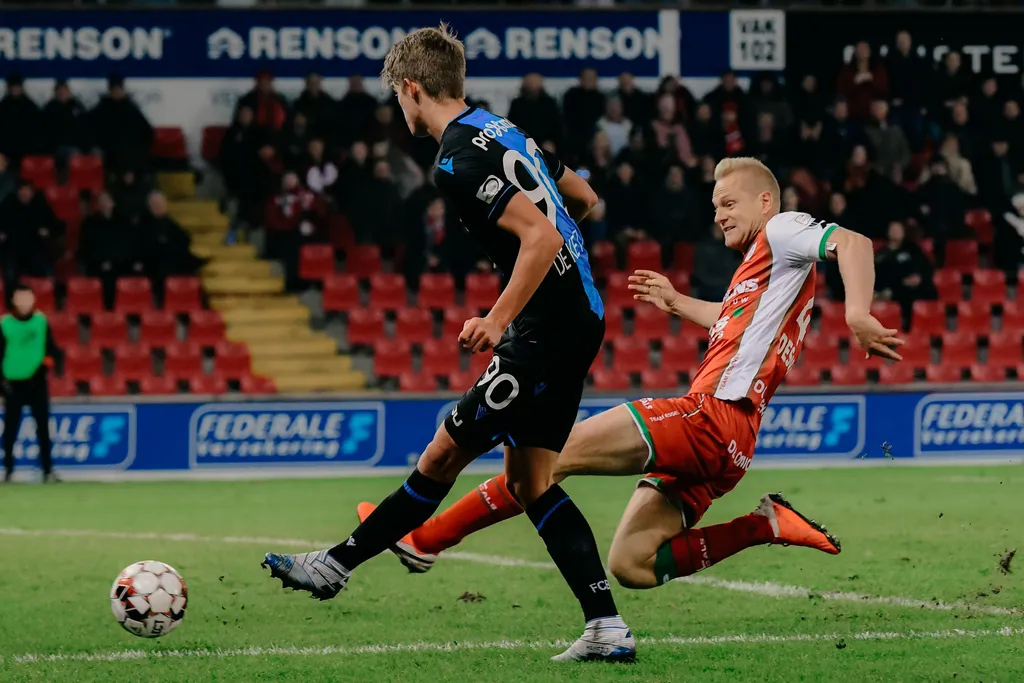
422, 338, 461, 376
897, 334, 933, 367
673, 243, 695, 271
817, 301, 848, 337
188, 310, 226, 346
870, 301, 902, 331
369, 273, 407, 310
68, 154, 104, 194
592, 368, 632, 391
933, 269, 963, 303
64, 345, 103, 380
163, 276, 203, 314
626, 240, 662, 272
965, 208, 994, 244
925, 364, 963, 383
115, 277, 153, 314
800, 345, 838, 370
590, 241, 617, 278
956, 301, 993, 335
89, 375, 126, 397
970, 364, 1006, 383
610, 336, 650, 373
943, 240, 979, 270
344, 244, 382, 279
878, 363, 915, 385
322, 273, 361, 312
140, 374, 179, 396
214, 340, 251, 378
347, 308, 384, 346
139, 310, 178, 348
20, 155, 56, 189
90, 311, 128, 348
470, 351, 494, 376
399, 372, 437, 392
784, 365, 820, 386
604, 271, 634, 310
114, 343, 153, 380
911, 300, 947, 337
590, 347, 607, 375
640, 368, 678, 390
971, 270, 1006, 305
803, 332, 841, 353
66, 277, 104, 316
661, 335, 699, 371
49, 374, 78, 397
22, 277, 56, 313
987, 331, 1021, 367
941, 331, 978, 366
668, 271, 690, 296
447, 370, 478, 392
152, 127, 187, 160
1003, 301, 1024, 334
201, 125, 227, 163
299, 244, 336, 282
395, 307, 434, 342
604, 305, 624, 338
830, 364, 866, 386
45, 186, 81, 227
465, 273, 501, 311
48, 312, 79, 348
164, 341, 203, 377
190, 374, 229, 395
442, 306, 474, 341
240, 374, 277, 395
418, 273, 455, 309
919, 238, 935, 263
633, 304, 670, 340
374, 339, 412, 377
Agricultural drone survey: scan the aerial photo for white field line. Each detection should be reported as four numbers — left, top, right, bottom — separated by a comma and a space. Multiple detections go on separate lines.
9, 627, 1024, 665
0, 527, 1017, 616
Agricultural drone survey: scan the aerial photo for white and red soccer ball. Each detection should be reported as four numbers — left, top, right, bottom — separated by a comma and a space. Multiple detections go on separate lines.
110, 561, 187, 638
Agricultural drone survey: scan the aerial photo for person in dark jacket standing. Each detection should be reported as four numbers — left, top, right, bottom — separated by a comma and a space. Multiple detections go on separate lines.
42, 80, 89, 161
0, 73, 42, 166
89, 74, 154, 173
1, 284, 61, 483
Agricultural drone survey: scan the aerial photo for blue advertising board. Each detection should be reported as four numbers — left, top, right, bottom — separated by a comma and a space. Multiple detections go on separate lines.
0, 9, 683, 79
3, 389, 1022, 474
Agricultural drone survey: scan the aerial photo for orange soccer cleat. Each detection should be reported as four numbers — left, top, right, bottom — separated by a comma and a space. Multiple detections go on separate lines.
356, 502, 438, 573
755, 493, 841, 555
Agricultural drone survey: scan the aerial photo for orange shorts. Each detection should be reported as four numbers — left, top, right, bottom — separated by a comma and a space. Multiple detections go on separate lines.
625, 394, 759, 526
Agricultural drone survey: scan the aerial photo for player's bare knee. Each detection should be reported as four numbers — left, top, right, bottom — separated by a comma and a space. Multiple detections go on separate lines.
417, 427, 474, 483
607, 551, 657, 590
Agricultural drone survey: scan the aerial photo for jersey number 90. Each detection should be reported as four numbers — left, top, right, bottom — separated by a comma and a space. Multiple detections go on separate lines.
502, 139, 564, 226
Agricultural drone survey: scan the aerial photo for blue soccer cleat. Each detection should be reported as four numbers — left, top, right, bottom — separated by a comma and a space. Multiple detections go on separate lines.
261, 549, 350, 601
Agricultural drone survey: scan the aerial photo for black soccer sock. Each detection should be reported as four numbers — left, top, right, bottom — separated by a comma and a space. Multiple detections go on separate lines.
328, 469, 454, 571
526, 484, 618, 623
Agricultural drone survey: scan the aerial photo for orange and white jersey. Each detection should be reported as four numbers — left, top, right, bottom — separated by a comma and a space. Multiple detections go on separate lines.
689, 212, 837, 415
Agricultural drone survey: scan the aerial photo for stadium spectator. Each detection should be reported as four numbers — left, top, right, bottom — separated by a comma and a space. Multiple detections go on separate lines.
948, 100, 982, 165
704, 70, 751, 127
791, 74, 826, 127
581, 197, 608, 245
0, 73, 42, 166
647, 164, 701, 249
336, 140, 372, 213
596, 97, 633, 157
687, 102, 721, 160
614, 72, 652, 126
720, 107, 749, 158
825, 98, 868, 167
1003, 100, 1024, 163
238, 70, 288, 134
348, 158, 403, 249
403, 196, 473, 286
885, 30, 929, 147
507, 74, 563, 151
977, 134, 1017, 210
111, 169, 151, 225
836, 42, 889, 122
751, 75, 793, 131
337, 75, 379, 146
657, 76, 698, 127
279, 111, 312, 169
368, 103, 406, 147
581, 131, 614, 195
563, 68, 606, 157
605, 160, 645, 244
79, 191, 146, 309
994, 191, 1024, 272
875, 220, 937, 318
303, 138, 339, 197
371, 139, 424, 200
865, 99, 911, 176
782, 186, 801, 213
0, 153, 14, 206
293, 72, 336, 141
918, 156, 969, 260
933, 51, 975, 117
792, 114, 827, 178
974, 76, 1004, 132
753, 112, 787, 177
141, 191, 204, 291
938, 133, 978, 197
695, 156, 718, 227
0, 180, 60, 293
220, 105, 270, 232
264, 172, 326, 289
648, 93, 697, 170
89, 74, 154, 173
693, 224, 741, 303
41, 80, 88, 161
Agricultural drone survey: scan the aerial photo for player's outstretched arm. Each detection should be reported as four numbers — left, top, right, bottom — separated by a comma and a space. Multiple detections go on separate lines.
826, 227, 904, 360
556, 167, 599, 223
628, 270, 720, 330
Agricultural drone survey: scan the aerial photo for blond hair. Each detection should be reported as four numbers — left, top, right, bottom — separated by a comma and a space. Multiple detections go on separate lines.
380, 23, 466, 100
714, 157, 780, 207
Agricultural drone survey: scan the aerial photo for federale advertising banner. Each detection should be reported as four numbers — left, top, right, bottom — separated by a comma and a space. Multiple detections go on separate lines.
4, 390, 1022, 473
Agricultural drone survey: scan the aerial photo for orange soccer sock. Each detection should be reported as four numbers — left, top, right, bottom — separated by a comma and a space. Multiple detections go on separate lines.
410, 473, 524, 554
654, 513, 775, 584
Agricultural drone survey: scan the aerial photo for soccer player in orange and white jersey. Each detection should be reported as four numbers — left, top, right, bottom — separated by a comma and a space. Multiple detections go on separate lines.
358, 157, 904, 590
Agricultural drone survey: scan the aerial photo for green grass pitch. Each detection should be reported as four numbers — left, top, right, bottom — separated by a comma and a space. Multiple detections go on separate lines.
1, 465, 1021, 682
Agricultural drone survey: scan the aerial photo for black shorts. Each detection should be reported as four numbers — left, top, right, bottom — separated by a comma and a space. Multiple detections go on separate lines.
444, 314, 604, 454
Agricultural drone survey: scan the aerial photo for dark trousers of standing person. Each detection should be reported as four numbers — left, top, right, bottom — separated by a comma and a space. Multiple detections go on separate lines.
3, 373, 52, 478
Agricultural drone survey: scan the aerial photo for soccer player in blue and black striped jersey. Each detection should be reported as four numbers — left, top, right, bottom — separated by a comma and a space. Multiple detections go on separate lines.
263, 23, 634, 663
